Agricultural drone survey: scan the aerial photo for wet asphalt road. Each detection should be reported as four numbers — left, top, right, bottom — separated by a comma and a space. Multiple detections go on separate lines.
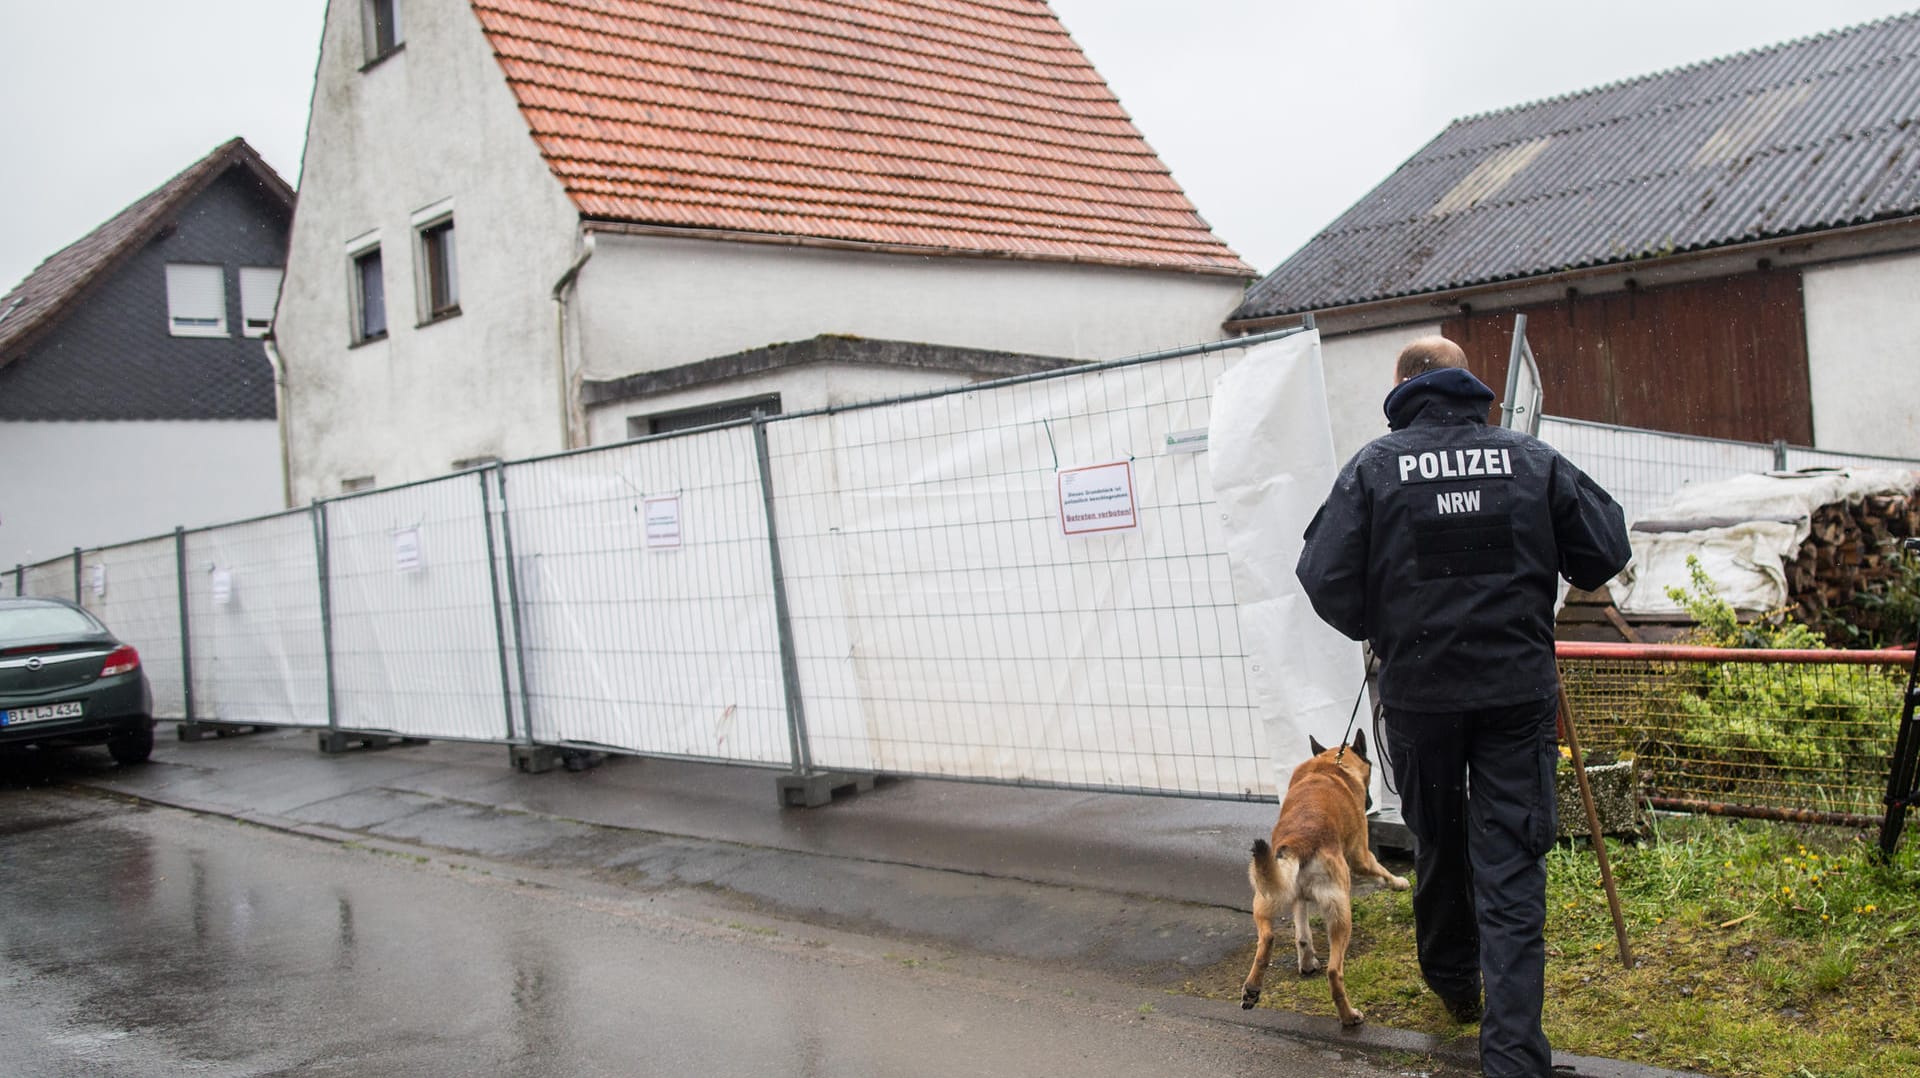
1, 773, 1434, 1078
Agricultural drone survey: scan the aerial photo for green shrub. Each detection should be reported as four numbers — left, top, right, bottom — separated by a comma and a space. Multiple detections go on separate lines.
1625, 558, 1905, 813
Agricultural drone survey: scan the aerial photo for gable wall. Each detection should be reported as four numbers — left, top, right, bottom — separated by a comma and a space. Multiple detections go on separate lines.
0, 169, 287, 421
276, 0, 582, 502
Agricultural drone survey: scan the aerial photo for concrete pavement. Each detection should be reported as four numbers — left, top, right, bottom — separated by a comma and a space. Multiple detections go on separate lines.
42, 725, 1702, 1078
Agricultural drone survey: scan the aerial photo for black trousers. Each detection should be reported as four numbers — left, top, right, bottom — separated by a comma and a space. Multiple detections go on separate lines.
1382, 695, 1559, 1078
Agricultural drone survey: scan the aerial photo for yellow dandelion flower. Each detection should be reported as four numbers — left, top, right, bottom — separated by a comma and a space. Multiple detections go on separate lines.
1866, 904, 1878, 913
1782, 886, 1793, 897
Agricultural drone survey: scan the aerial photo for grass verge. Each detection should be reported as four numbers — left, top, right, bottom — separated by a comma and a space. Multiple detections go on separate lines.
1183, 814, 1920, 1078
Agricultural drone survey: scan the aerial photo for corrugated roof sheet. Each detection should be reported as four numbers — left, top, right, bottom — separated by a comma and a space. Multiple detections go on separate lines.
1235, 12, 1920, 320
0, 139, 293, 365
469, 0, 1251, 274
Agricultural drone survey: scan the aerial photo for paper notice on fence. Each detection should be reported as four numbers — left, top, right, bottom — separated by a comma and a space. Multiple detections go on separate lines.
1208, 330, 1388, 809
1057, 460, 1137, 536
644, 495, 683, 549
393, 527, 424, 573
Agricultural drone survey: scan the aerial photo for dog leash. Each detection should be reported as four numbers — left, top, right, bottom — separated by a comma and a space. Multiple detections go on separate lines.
1332, 669, 1367, 763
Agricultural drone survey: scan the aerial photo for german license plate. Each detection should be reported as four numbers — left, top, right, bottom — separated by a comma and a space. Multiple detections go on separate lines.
1, 700, 84, 726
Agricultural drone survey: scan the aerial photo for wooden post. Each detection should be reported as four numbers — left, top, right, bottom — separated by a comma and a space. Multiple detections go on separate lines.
1559, 684, 1634, 969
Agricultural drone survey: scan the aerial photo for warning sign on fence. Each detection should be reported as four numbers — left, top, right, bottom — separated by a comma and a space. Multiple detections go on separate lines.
1057, 460, 1137, 537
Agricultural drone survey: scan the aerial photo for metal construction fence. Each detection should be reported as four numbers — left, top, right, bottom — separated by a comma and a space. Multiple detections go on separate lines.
1539, 416, 1920, 527
5, 330, 1290, 801
1560, 642, 1917, 825
6, 329, 1918, 815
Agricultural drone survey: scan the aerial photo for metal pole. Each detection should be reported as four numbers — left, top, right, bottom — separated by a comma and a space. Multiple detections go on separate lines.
12, 563, 20, 597
175, 527, 195, 724
1773, 439, 1789, 472
1558, 684, 1634, 968
752, 414, 814, 776
495, 464, 535, 744
312, 500, 338, 731
72, 547, 82, 602
479, 469, 517, 742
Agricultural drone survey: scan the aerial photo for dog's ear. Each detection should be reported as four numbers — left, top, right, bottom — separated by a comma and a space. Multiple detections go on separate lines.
1309, 735, 1327, 757
1350, 728, 1369, 763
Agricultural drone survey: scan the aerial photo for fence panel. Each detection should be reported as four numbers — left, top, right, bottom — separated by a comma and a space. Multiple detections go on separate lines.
1539, 418, 1777, 525
1559, 642, 1912, 822
184, 511, 329, 727
79, 536, 187, 719
20, 556, 75, 600
766, 349, 1271, 799
324, 475, 514, 742
501, 429, 790, 764
1784, 446, 1920, 473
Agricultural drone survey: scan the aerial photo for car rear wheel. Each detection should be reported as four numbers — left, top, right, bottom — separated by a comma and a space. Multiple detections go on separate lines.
108, 723, 154, 766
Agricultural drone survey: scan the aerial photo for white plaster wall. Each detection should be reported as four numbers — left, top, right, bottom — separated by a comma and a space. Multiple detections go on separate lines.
1803, 254, 1920, 458
585, 363, 987, 444
276, 0, 583, 503
1320, 322, 1439, 465
0, 421, 281, 567
573, 233, 1248, 386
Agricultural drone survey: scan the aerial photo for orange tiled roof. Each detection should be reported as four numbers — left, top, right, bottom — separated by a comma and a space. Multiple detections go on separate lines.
470, 0, 1251, 274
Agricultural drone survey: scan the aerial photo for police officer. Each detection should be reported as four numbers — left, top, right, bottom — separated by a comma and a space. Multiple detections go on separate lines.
1295, 336, 1630, 1078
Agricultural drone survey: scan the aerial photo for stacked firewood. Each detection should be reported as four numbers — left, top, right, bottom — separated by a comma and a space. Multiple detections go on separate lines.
1784, 487, 1920, 626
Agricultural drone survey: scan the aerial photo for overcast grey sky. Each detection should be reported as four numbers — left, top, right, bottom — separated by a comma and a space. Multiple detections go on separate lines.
3, 1, 1917, 292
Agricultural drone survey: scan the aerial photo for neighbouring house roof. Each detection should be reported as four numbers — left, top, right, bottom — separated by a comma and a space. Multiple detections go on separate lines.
470, 0, 1251, 275
581, 332, 1077, 405
0, 138, 295, 367
1234, 12, 1920, 322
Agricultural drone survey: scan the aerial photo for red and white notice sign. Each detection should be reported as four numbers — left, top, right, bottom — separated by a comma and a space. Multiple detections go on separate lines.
1057, 460, 1138, 537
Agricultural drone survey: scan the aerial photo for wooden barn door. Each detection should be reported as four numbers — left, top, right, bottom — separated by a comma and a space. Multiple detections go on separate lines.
1442, 271, 1813, 445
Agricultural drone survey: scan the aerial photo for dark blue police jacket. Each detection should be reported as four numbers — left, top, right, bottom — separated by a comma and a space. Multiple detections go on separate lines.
1295, 368, 1632, 712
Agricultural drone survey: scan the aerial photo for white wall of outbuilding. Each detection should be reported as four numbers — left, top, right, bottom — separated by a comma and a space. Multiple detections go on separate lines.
0, 420, 281, 568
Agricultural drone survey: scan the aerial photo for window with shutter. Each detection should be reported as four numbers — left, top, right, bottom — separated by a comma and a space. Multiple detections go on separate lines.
165, 264, 227, 338
239, 267, 283, 338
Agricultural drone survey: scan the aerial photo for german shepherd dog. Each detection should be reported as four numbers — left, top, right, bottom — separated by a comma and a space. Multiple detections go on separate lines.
1240, 730, 1409, 1026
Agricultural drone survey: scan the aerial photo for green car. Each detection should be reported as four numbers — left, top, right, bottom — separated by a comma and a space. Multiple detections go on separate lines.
0, 596, 154, 765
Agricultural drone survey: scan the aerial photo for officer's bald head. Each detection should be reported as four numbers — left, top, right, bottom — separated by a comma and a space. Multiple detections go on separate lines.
1395, 337, 1467, 384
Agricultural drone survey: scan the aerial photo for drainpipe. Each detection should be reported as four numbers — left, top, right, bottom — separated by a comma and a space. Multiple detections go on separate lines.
261, 334, 294, 508
551, 231, 596, 450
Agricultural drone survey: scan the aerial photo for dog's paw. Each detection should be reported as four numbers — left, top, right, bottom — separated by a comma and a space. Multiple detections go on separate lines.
1386, 874, 1410, 891
1240, 987, 1261, 1010
1340, 1009, 1366, 1027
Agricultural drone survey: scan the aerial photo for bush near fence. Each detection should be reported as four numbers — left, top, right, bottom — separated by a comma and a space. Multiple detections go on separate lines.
1561, 644, 1911, 823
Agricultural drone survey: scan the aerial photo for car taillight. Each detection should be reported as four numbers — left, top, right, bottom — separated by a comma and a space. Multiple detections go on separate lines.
101, 645, 140, 677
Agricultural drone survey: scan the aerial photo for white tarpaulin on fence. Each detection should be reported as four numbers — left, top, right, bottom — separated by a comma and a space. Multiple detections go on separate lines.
1614, 467, 1920, 614
773, 347, 1272, 797
1208, 330, 1387, 807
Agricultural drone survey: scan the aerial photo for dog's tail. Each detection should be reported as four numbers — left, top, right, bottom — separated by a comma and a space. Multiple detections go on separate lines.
1248, 838, 1298, 903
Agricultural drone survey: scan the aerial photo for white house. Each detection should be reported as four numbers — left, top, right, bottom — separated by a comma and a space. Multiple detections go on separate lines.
275, 0, 1254, 500
0, 139, 290, 568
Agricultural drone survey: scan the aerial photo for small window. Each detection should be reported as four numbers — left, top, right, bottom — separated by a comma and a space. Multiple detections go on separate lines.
633, 394, 782, 437
341, 475, 377, 493
351, 246, 387, 342
165, 263, 227, 337
362, 0, 403, 63
239, 267, 283, 338
416, 217, 459, 322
